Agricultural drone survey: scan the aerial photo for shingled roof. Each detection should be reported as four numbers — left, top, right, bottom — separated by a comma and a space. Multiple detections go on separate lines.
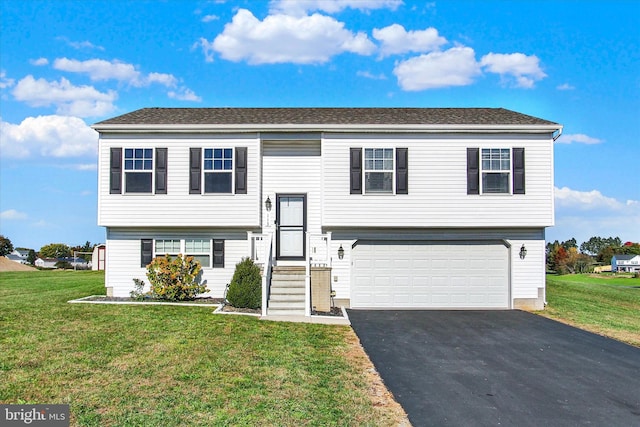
95, 107, 558, 127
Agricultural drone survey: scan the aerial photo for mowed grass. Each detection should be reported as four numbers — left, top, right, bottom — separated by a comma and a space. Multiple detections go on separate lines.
540, 274, 640, 347
0, 271, 403, 426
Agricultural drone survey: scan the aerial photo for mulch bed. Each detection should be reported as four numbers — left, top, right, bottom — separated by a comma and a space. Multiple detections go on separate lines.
84, 296, 223, 304
312, 307, 344, 317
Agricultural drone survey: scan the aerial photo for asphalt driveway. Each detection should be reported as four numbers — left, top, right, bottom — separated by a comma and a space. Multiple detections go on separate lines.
348, 310, 640, 427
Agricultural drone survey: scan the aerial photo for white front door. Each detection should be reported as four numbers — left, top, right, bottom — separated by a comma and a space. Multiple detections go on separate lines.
276, 194, 306, 259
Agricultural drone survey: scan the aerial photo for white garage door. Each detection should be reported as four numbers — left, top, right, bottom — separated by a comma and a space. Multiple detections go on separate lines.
351, 242, 509, 309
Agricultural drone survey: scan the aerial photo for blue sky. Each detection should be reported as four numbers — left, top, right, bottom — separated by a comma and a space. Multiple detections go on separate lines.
1, 0, 638, 251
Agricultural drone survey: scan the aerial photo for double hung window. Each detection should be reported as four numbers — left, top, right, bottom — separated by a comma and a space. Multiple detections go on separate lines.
364, 148, 394, 194
185, 239, 211, 268
481, 148, 510, 194
204, 148, 233, 193
124, 148, 153, 193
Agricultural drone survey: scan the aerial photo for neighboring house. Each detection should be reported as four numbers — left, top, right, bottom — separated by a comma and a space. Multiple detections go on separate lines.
611, 254, 640, 273
35, 258, 59, 269
92, 244, 106, 271
9, 249, 30, 264
93, 107, 562, 314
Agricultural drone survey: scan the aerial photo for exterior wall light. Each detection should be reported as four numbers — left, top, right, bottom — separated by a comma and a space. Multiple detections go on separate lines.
519, 244, 527, 260
338, 245, 345, 260
265, 196, 272, 212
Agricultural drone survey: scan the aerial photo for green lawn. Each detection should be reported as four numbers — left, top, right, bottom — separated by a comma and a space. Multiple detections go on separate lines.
0, 271, 404, 426
540, 273, 640, 347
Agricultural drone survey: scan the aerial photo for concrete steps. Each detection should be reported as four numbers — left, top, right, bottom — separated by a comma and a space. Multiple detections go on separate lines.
268, 266, 306, 316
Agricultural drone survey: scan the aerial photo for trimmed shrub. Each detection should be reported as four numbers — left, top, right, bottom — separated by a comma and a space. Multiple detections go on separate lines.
146, 254, 208, 301
226, 257, 261, 309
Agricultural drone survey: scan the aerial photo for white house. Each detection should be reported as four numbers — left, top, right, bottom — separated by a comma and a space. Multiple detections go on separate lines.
93, 108, 562, 315
611, 254, 640, 273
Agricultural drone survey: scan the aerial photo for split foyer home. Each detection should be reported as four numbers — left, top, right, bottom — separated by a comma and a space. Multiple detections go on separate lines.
93, 107, 562, 315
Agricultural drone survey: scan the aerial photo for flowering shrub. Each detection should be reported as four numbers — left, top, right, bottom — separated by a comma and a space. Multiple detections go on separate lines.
146, 254, 208, 301
226, 257, 261, 309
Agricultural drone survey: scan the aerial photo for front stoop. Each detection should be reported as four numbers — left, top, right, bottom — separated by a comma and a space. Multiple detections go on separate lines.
268, 266, 306, 316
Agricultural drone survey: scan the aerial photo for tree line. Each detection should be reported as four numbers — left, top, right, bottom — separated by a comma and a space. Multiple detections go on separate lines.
546, 236, 640, 274
0, 235, 98, 267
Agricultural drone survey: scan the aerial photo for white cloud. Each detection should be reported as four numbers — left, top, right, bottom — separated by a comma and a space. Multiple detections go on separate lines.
52, 58, 178, 88
53, 58, 140, 84
0, 71, 15, 89
194, 38, 216, 62
556, 133, 603, 145
30, 58, 49, 66
56, 37, 104, 51
357, 70, 387, 80
373, 24, 446, 57
554, 186, 638, 211
208, 9, 375, 65
550, 186, 640, 243
0, 115, 98, 158
480, 52, 546, 88
12, 75, 117, 117
202, 14, 219, 22
393, 46, 480, 90
557, 83, 575, 91
1, 209, 28, 220
270, 0, 403, 15
168, 87, 202, 102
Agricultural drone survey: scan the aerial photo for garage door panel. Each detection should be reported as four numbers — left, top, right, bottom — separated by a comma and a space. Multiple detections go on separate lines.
351, 242, 509, 309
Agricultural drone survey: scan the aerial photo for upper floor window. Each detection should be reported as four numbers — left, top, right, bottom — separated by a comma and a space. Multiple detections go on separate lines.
364, 148, 394, 194
481, 148, 510, 194
204, 148, 233, 193
110, 147, 167, 195
124, 148, 153, 193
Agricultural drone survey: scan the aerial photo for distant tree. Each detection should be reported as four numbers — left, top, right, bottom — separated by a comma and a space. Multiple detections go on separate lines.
39, 243, 71, 259
55, 260, 73, 270
558, 247, 593, 274
27, 249, 37, 265
71, 241, 96, 261
0, 235, 14, 256
546, 238, 577, 272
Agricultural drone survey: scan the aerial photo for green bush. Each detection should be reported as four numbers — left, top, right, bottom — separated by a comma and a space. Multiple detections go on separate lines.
226, 257, 262, 309
146, 254, 208, 301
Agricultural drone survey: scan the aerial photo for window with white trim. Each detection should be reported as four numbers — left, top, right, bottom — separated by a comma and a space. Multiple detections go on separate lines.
154, 239, 181, 257
152, 238, 218, 268
185, 239, 211, 268
124, 148, 153, 193
204, 148, 233, 193
481, 148, 510, 194
364, 148, 393, 193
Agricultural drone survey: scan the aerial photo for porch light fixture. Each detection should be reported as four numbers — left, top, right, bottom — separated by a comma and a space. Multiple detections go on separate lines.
519, 244, 527, 260
265, 196, 272, 212
338, 245, 345, 260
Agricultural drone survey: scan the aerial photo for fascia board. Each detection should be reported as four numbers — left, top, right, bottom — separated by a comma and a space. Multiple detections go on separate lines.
92, 123, 562, 134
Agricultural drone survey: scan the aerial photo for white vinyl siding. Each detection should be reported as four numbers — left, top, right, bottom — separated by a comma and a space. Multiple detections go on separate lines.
322, 133, 554, 228
262, 141, 322, 236
98, 135, 260, 227
105, 228, 246, 297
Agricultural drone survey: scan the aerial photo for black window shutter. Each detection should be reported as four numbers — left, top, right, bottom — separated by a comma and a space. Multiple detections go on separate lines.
512, 148, 525, 194
396, 148, 408, 194
141, 239, 153, 267
155, 148, 167, 194
467, 148, 480, 195
350, 148, 362, 194
189, 148, 201, 194
110, 148, 122, 194
213, 239, 224, 268
235, 147, 247, 194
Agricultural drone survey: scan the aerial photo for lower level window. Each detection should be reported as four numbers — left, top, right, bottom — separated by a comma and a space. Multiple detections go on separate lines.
151, 238, 220, 268
186, 239, 211, 268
